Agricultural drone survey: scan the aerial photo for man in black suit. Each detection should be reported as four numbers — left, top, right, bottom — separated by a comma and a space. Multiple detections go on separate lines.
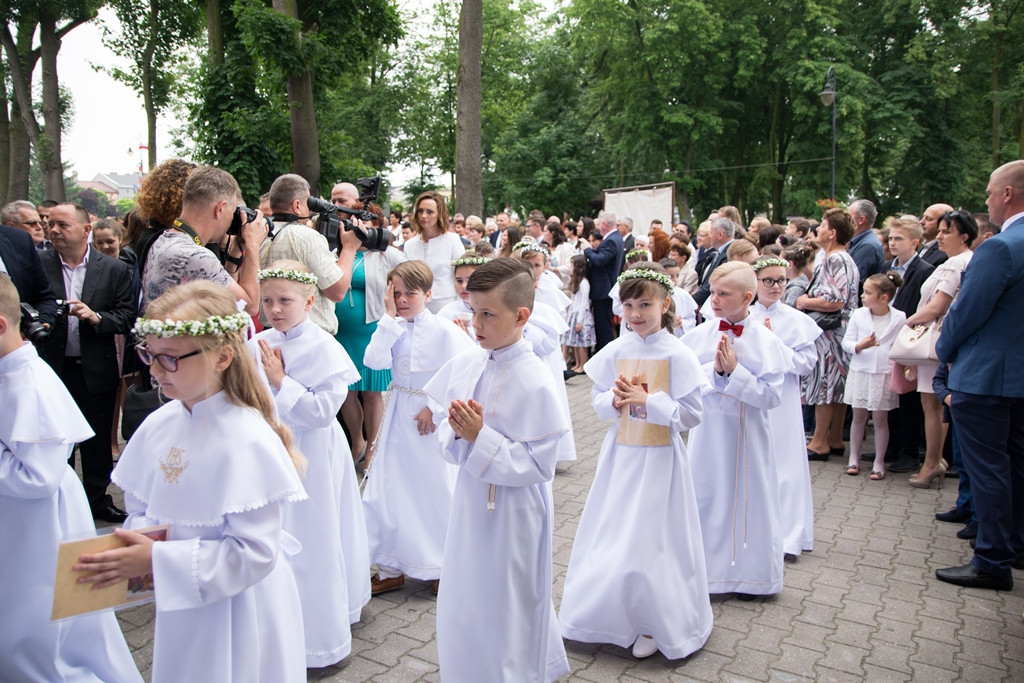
617, 217, 635, 257
41, 203, 136, 523
885, 219, 936, 473
489, 212, 511, 249
584, 211, 624, 351
693, 217, 736, 306
919, 203, 953, 267
0, 223, 57, 325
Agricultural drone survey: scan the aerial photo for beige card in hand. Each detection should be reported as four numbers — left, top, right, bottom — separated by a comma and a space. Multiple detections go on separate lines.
616, 358, 671, 447
51, 525, 169, 621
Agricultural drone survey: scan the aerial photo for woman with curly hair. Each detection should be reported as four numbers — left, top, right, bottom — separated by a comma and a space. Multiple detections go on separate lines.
648, 227, 671, 262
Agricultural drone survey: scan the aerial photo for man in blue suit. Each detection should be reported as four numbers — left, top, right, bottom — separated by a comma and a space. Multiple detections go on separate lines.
935, 160, 1024, 590
584, 211, 624, 351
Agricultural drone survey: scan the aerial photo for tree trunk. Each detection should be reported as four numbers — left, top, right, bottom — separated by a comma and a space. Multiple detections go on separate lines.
992, 31, 1002, 168
455, 0, 483, 216
143, 68, 158, 172
206, 0, 224, 65
1, 24, 38, 202
273, 0, 321, 191
38, 16, 66, 201
6, 97, 30, 202
0, 60, 9, 207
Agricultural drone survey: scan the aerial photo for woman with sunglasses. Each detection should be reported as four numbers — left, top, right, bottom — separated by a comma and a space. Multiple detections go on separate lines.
904, 211, 978, 490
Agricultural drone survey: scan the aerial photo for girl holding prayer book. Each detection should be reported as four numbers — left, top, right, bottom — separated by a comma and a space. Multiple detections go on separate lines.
559, 263, 714, 661
74, 281, 308, 683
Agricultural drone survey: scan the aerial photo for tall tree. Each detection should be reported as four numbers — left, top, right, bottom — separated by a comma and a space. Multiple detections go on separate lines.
455, 0, 482, 215
98, 0, 204, 171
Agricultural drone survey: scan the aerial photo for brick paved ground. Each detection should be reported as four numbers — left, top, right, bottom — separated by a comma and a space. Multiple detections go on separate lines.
110, 374, 1024, 681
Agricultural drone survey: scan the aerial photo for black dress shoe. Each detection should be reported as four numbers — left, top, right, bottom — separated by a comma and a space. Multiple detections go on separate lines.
734, 592, 758, 601
935, 564, 1012, 590
92, 503, 128, 524
1013, 554, 1024, 571
935, 507, 971, 524
957, 521, 979, 540
563, 370, 578, 381
888, 456, 922, 473
807, 449, 829, 462
944, 466, 959, 478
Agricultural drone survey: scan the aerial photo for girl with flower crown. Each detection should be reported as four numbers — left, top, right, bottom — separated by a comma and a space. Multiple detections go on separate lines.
248, 260, 370, 666
559, 263, 713, 661
436, 251, 489, 339
74, 280, 307, 682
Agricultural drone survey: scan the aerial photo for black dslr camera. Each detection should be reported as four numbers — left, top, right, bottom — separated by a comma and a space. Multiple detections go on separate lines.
228, 205, 273, 238
308, 176, 392, 252
20, 299, 67, 346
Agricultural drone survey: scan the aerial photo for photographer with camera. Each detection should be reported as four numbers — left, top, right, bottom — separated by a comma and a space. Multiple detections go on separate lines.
0, 222, 58, 329
140, 166, 265, 316
259, 174, 362, 334
40, 203, 136, 523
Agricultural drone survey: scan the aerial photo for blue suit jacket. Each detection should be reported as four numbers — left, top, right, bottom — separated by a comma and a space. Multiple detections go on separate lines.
0, 223, 58, 324
936, 217, 1024, 397
585, 230, 624, 300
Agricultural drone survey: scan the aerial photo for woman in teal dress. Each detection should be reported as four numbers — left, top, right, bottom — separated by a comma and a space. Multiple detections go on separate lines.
335, 245, 407, 462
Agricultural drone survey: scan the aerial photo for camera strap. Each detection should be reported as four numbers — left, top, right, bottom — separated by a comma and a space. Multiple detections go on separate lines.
172, 219, 203, 246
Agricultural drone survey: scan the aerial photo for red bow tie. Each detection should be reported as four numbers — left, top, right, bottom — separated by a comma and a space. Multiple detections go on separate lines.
719, 320, 744, 337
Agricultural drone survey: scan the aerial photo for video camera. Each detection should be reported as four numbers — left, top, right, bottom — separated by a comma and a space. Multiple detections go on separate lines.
307, 176, 392, 252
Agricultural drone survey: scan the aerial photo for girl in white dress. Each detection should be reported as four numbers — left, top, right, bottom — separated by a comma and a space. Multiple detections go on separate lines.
74, 281, 308, 683
563, 254, 595, 371
436, 251, 490, 339
250, 261, 368, 666
560, 266, 713, 660
841, 272, 907, 480
749, 257, 822, 557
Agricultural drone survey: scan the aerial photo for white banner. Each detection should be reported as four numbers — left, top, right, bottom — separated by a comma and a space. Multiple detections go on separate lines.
602, 183, 675, 238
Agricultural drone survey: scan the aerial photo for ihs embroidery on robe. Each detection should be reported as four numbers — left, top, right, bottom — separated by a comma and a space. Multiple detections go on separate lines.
160, 446, 189, 484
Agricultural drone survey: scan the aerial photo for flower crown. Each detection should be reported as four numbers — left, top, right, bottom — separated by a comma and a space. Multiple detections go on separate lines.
625, 248, 651, 261
133, 313, 251, 338
257, 268, 318, 285
617, 268, 674, 292
518, 243, 550, 258
751, 257, 790, 272
451, 256, 490, 268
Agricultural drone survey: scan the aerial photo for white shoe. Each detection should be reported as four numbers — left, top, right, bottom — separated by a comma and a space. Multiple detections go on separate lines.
632, 635, 658, 658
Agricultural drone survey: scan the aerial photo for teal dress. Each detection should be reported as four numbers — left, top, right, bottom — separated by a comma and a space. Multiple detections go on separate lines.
334, 251, 392, 392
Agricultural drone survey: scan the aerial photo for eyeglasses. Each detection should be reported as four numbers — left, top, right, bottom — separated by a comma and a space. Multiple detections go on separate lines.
136, 345, 203, 372
757, 276, 790, 287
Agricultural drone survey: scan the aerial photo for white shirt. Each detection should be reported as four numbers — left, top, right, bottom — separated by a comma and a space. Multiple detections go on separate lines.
1000, 210, 1024, 229
59, 248, 89, 357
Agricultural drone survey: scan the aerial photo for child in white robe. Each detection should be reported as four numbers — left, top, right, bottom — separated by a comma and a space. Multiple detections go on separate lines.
249, 261, 368, 666
682, 262, 792, 598
749, 257, 822, 557
559, 266, 714, 660
75, 281, 307, 683
436, 251, 490, 340
424, 258, 571, 682
0, 274, 142, 683
362, 260, 475, 594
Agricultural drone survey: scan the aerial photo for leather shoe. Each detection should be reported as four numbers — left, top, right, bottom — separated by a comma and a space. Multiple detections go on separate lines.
935, 507, 971, 524
888, 456, 921, 473
935, 564, 1012, 591
944, 466, 959, 478
92, 503, 128, 524
957, 521, 979, 540
371, 573, 405, 595
1013, 554, 1024, 571
806, 448, 829, 462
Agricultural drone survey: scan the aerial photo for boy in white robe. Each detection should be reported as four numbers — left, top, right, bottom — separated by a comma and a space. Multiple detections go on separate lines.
362, 260, 475, 595
0, 274, 142, 682
682, 262, 792, 598
424, 258, 571, 682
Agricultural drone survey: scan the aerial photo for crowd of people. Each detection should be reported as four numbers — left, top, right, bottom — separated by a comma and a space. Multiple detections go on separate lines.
1, 158, 1022, 681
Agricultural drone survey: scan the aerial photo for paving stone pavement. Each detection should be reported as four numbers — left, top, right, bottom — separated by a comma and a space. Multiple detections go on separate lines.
109, 373, 1024, 681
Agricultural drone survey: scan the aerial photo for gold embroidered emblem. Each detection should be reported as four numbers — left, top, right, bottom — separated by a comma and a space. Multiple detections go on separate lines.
160, 447, 189, 484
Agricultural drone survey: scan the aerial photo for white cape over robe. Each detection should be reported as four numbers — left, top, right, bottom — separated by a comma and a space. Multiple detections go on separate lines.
523, 300, 577, 462
362, 310, 475, 580
0, 342, 142, 683
559, 329, 713, 659
749, 300, 821, 556
250, 319, 367, 666
424, 339, 570, 682
682, 317, 792, 595
113, 391, 308, 683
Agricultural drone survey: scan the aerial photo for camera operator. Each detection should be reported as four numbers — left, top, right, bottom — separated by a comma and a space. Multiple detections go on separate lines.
0, 222, 57, 327
40, 202, 136, 523
259, 174, 362, 334
140, 166, 265, 316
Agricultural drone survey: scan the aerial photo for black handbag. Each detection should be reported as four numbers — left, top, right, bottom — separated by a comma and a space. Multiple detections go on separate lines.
808, 309, 842, 331
121, 374, 167, 441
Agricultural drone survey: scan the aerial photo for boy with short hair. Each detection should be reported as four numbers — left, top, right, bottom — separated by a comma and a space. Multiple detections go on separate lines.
362, 260, 475, 595
424, 258, 570, 682
682, 262, 793, 599
0, 274, 142, 681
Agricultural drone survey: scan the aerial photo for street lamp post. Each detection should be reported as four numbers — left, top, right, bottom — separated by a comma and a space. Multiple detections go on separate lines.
819, 67, 837, 203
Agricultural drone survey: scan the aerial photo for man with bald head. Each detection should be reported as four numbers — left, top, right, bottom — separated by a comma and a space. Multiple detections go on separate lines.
331, 181, 361, 210
920, 203, 954, 266
935, 160, 1024, 590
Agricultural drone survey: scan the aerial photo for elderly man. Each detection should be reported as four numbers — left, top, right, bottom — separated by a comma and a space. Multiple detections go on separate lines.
1, 200, 45, 246
935, 160, 1024, 590
261, 174, 359, 334
920, 203, 954, 266
489, 211, 511, 249
617, 216, 635, 255
847, 198, 884, 293
584, 211, 625, 350
693, 217, 737, 306
140, 166, 264, 315
41, 203, 136, 522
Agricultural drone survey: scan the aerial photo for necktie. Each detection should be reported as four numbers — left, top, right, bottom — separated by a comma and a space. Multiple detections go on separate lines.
719, 320, 744, 337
